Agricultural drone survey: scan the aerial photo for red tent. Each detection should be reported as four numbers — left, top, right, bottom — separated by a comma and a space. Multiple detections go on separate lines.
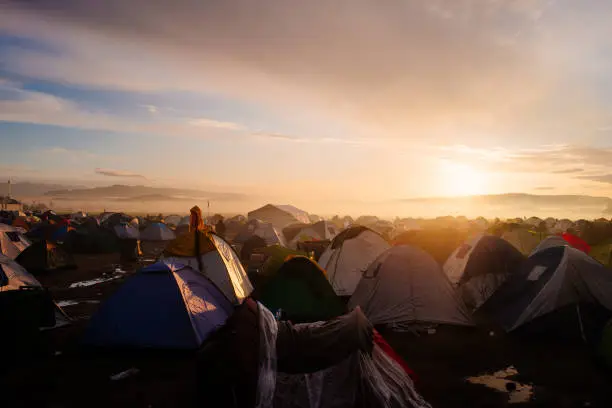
560, 232, 591, 254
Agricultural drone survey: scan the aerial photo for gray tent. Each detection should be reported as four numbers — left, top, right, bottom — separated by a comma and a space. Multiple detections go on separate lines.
318, 226, 390, 296
349, 245, 473, 329
480, 246, 612, 339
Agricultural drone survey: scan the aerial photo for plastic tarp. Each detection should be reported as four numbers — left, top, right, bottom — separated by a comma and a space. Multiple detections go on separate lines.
256, 303, 431, 408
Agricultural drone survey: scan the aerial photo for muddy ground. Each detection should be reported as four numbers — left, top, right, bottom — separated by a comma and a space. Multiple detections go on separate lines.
2, 242, 612, 408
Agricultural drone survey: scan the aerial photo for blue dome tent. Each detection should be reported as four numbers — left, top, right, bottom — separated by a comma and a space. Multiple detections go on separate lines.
83, 261, 233, 349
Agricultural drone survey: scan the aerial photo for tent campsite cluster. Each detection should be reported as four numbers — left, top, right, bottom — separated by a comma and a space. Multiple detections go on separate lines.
4, 205, 612, 407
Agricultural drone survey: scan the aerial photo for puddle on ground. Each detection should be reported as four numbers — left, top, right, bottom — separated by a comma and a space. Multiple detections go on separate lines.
466, 366, 534, 404
69, 276, 121, 288
57, 299, 101, 307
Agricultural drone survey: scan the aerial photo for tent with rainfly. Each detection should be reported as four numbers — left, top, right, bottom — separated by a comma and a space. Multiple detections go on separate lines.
318, 226, 391, 296
349, 245, 474, 329
257, 256, 345, 323
530, 233, 591, 256
82, 261, 234, 349
0, 223, 31, 259
443, 234, 526, 311
479, 246, 612, 342
162, 229, 253, 304
15, 240, 76, 275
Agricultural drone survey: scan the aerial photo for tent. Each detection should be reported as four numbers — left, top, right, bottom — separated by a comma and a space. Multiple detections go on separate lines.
0, 254, 41, 290
113, 224, 140, 240
82, 262, 233, 349
257, 256, 345, 323
561, 232, 591, 254
479, 246, 612, 340
100, 212, 133, 229
162, 231, 253, 304
258, 245, 308, 277
502, 229, 541, 255
164, 215, 183, 227
443, 235, 526, 311
140, 222, 176, 241
15, 240, 76, 274
318, 226, 391, 296
530, 235, 570, 256
240, 235, 267, 261
349, 245, 473, 328
285, 221, 339, 249
0, 223, 31, 259
70, 211, 88, 221
62, 225, 119, 254
234, 219, 287, 247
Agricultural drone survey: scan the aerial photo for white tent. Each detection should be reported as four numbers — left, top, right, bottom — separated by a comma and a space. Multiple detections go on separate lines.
349, 245, 473, 328
286, 221, 339, 249
0, 223, 31, 259
530, 235, 568, 256
318, 226, 390, 296
162, 233, 253, 304
140, 223, 176, 241
236, 220, 286, 247
0, 253, 40, 291
481, 246, 612, 333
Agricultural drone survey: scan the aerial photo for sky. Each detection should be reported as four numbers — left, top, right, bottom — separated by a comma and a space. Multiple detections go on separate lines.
2, 0, 612, 215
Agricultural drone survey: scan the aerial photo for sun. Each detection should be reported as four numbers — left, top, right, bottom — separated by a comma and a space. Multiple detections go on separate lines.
439, 162, 488, 197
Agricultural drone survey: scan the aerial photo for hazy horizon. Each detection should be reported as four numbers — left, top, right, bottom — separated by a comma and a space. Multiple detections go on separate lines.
3, 1, 612, 217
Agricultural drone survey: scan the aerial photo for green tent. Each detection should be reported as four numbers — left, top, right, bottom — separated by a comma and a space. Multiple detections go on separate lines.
258, 256, 345, 323
259, 245, 307, 276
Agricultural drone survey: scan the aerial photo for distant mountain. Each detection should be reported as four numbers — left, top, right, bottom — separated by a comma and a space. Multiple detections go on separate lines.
400, 193, 612, 207
0, 182, 86, 197
45, 184, 247, 202
397, 193, 612, 219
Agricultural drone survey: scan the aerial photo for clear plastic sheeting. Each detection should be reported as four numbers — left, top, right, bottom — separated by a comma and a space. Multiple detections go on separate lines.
256, 303, 431, 408
256, 303, 278, 408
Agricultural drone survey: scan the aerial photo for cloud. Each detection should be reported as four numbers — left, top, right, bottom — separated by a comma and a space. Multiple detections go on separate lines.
535, 186, 555, 190
188, 118, 244, 131
3, 1, 612, 144
95, 168, 146, 179
438, 144, 612, 178
576, 174, 612, 185
142, 105, 158, 114
552, 168, 584, 174
253, 132, 372, 146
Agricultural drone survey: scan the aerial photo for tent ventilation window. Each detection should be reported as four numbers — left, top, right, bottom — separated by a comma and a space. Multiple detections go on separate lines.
528, 265, 547, 281
5, 232, 22, 242
456, 244, 472, 259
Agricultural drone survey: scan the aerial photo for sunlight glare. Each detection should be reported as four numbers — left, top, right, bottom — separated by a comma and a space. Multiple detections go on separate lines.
440, 162, 488, 197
